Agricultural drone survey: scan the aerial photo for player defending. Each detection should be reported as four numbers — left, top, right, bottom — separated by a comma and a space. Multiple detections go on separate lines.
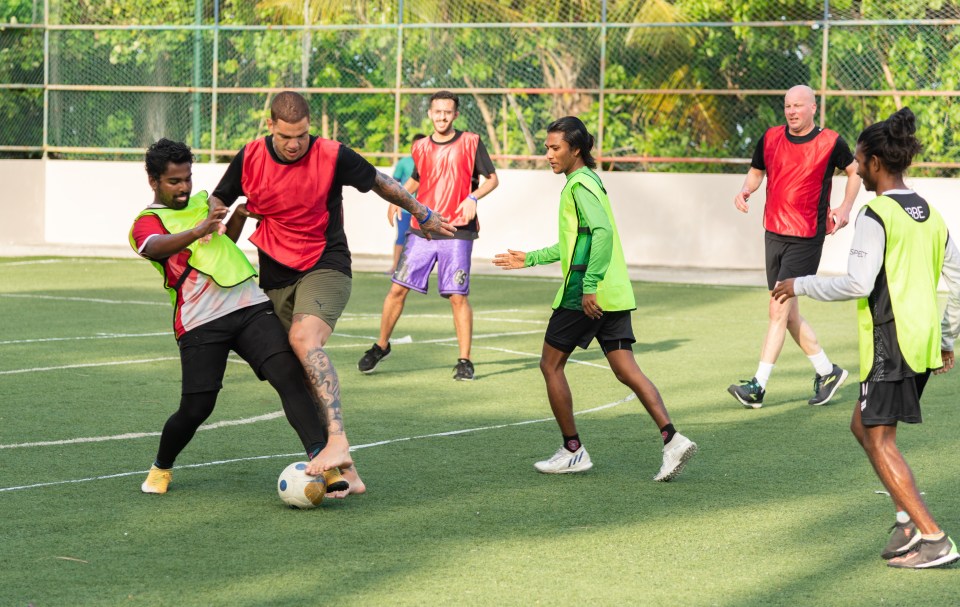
358, 91, 499, 381
493, 117, 697, 481
210, 92, 455, 496
132, 139, 341, 495
729, 85, 861, 408
772, 108, 960, 568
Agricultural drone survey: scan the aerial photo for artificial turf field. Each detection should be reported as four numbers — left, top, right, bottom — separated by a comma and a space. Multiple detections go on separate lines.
2, 256, 959, 606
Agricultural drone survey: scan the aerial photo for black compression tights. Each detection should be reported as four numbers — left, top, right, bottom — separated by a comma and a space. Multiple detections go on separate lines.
153, 352, 327, 469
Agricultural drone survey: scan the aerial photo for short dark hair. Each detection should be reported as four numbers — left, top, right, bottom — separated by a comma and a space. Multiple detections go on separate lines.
546, 116, 597, 170
857, 107, 922, 176
271, 91, 311, 123
145, 138, 193, 181
430, 90, 459, 111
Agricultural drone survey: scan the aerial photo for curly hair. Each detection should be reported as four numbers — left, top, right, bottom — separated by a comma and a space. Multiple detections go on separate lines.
856, 107, 922, 175
145, 138, 193, 180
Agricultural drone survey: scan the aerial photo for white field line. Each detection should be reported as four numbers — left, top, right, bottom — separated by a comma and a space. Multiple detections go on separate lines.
0, 393, 635, 493
0, 259, 120, 267
0, 332, 171, 346
0, 293, 166, 306
0, 356, 247, 376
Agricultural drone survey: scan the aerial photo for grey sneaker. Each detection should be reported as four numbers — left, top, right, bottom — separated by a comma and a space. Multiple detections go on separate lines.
453, 358, 474, 381
882, 519, 921, 559
358, 343, 390, 373
728, 377, 765, 408
808, 364, 848, 405
887, 534, 960, 569
654, 433, 698, 481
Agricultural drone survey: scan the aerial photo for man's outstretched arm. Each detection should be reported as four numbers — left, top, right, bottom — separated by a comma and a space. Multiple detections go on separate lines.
370, 171, 455, 238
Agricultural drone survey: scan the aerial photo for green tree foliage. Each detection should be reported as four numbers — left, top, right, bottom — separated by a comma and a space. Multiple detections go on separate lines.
1, 0, 958, 173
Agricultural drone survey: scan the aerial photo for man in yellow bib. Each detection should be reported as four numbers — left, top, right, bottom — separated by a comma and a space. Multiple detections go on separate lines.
774, 108, 960, 568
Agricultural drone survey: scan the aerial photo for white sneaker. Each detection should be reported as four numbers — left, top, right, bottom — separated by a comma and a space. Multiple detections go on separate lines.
654, 433, 697, 482
534, 446, 593, 474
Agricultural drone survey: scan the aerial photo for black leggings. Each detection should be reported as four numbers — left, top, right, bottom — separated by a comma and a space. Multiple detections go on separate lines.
154, 351, 327, 468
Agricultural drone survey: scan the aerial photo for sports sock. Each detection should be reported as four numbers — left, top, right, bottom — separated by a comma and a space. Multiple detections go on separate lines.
896, 511, 910, 524
808, 349, 833, 376
563, 434, 581, 453
660, 423, 676, 445
921, 531, 946, 541
755, 362, 774, 389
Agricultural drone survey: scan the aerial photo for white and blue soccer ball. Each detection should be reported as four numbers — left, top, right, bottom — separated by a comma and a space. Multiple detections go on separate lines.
277, 462, 326, 509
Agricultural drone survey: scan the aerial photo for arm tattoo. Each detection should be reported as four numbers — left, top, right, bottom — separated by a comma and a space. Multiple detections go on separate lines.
302, 346, 345, 436
373, 171, 428, 221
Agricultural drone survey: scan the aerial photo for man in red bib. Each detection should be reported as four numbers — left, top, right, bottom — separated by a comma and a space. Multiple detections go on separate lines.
210, 92, 454, 496
358, 91, 499, 381
728, 85, 861, 409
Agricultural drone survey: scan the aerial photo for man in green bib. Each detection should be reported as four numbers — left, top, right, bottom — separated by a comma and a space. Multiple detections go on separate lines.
494, 116, 697, 481
131, 139, 342, 496
773, 108, 960, 568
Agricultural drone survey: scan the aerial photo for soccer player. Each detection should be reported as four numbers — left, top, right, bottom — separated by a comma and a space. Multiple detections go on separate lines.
387, 133, 426, 274
493, 116, 697, 481
358, 91, 499, 381
210, 91, 455, 496
131, 139, 341, 495
772, 107, 960, 568
728, 85, 861, 408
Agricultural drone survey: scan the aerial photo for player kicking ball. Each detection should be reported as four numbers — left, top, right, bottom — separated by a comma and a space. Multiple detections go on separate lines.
773, 108, 960, 568
130, 139, 347, 496
493, 116, 697, 481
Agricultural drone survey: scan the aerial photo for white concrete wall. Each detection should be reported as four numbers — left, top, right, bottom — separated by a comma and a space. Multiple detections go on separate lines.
3, 159, 958, 276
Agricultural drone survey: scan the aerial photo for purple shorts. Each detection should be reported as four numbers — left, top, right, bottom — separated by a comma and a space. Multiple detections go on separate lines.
392, 235, 473, 295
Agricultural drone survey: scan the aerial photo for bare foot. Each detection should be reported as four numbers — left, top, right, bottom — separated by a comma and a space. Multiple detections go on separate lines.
327, 464, 366, 499
305, 435, 353, 477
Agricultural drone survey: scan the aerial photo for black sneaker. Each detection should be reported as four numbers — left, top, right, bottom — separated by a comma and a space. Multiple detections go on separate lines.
808, 364, 848, 406
882, 519, 921, 559
358, 343, 390, 374
727, 377, 764, 408
887, 534, 960, 569
453, 358, 475, 381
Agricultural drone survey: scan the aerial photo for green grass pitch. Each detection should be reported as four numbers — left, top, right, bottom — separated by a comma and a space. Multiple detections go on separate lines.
2, 257, 959, 605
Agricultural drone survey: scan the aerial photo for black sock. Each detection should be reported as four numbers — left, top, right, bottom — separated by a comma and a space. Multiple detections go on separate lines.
307, 445, 323, 460
563, 434, 581, 453
660, 424, 676, 445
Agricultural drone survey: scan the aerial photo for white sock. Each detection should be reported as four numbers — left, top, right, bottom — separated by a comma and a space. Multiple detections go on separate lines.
754, 362, 774, 389
808, 349, 833, 376
896, 511, 910, 524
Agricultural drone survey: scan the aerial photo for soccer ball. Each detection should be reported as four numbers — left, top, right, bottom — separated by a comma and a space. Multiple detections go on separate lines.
277, 462, 326, 509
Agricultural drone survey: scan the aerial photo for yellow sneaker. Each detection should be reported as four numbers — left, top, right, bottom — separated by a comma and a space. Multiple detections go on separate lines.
322, 468, 350, 493
141, 465, 172, 494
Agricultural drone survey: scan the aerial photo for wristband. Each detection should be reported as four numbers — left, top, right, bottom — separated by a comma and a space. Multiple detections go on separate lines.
467, 194, 478, 203
421, 207, 433, 224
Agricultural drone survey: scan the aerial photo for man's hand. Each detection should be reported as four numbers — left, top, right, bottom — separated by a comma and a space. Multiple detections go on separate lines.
771, 278, 796, 303
734, 188, 751, 213
936, 349, 955, 375
492, 249, 526, 270
195, 206, 228, 244
234, 203, 263, 221
418, 210, 456, 240
582, 293, 603, 320
454, 196, 477, 224
828, 205, 852, 234
387, 205, 401, 227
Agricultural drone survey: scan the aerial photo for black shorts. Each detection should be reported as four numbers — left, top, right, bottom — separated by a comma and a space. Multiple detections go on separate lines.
765, 234, 823, 291
857, 372, 930, 426
544, 308, 636, 354
177, 302, 293, 394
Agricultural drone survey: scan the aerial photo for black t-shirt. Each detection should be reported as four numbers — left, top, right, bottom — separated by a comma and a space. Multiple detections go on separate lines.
752, 126, 854, 245
213, 136, 377, 288
410, 131, 496, 239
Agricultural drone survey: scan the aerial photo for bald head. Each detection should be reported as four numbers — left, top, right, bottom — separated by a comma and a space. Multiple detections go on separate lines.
783, 85, 817, 136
